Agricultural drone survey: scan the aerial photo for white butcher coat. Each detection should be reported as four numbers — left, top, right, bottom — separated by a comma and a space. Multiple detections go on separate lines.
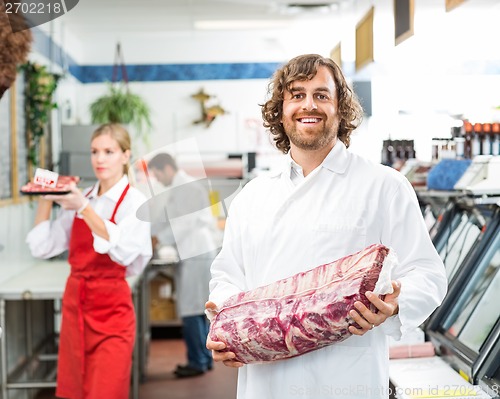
209, 141, 447, 399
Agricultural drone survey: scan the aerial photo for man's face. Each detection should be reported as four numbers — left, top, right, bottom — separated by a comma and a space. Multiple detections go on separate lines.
281, 66, 339, 151
151, 166, 174, 186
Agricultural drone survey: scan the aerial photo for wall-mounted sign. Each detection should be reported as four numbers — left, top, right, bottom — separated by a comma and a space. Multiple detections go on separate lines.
330, 42, 342, 67
355, 6, 374, 72
394, 0, 414, 46
445, 0, 467, 12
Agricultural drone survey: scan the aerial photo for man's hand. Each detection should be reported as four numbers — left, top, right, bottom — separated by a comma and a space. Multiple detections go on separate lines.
348, 280, 401, 336
205, 301, 244, 368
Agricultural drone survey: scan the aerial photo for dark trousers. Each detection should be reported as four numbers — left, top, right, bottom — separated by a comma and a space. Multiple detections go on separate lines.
182, 314, 213, 371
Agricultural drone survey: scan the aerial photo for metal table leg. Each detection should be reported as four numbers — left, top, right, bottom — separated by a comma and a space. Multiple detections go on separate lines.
0, 299, 6, 399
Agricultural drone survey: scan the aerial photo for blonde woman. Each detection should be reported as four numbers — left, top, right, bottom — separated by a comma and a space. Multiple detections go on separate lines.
26, 123, 152, 399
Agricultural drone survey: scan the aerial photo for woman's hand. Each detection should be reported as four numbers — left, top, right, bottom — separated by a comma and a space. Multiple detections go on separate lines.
44, 183, 88, 213
348, 280, 401, 335
205, 301, 244, 368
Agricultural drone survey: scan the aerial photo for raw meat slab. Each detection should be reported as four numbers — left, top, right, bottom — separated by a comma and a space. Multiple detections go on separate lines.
209, 244, 395, 364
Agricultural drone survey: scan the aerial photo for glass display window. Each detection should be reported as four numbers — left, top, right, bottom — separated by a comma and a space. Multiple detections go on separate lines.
428, 201, 455, 241
442, 233, 500, 352
425, 206, 499, 382
433, 205, 488, 281
476, 333, 500, 396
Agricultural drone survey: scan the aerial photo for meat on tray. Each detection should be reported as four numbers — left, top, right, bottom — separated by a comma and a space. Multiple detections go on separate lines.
209, 244, 396, 364
21, 175, 80, 194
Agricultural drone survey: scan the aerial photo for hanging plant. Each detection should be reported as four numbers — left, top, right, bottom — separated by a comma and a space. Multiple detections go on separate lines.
20, 61, 60, 166
89, 82, 152, 144
89, 43, 152, 146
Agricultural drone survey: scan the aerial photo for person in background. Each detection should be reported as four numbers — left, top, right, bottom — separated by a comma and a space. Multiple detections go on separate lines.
148, 153, 216, 378
206, 54, 448, 399
26, 123, 152, 399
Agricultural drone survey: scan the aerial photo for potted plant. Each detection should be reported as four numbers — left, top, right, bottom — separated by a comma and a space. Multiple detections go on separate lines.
89, 44, 152, 145
20, 61, 60, 166
89, 82, 152, 145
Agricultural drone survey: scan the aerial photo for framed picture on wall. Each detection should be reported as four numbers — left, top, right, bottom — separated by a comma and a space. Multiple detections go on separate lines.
330, 42, 341, 67
394, 0, 414, 46
445, 0, 466, 12
355, 6, 374, 71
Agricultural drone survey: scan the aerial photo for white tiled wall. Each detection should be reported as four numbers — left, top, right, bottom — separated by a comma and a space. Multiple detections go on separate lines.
0, 201, 38, 284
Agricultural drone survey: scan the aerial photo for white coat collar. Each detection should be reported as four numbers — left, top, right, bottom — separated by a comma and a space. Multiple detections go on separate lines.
321, 140, 350, 174
277, 139, 351, 178
90, 175, 129, 201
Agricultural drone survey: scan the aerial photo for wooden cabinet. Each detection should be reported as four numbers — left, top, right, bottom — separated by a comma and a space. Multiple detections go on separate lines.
147, 262, 181, 327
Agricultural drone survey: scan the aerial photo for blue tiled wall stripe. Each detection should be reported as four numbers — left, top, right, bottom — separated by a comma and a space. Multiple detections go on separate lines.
77, 62, 281, 83
32, 27, 281, 83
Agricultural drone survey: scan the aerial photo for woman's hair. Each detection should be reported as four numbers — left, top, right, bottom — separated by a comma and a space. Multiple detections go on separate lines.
261, 54, 363, 153
91, 123, 131, 175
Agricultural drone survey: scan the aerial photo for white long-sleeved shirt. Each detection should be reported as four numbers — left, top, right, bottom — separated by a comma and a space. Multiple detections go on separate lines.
209, 141, 448, 399
26, 175, 152, 277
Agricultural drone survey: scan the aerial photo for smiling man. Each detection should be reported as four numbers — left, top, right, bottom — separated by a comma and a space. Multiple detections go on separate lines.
206, 54, 447, 399
282, 66, 339, 155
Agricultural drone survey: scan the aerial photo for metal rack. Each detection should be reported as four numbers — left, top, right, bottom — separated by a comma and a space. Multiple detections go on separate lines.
0, 260, 148, 399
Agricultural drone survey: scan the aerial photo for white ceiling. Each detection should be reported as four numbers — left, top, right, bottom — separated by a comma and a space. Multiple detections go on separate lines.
57, 0, 497, 38
53, 0, 498, 66
59, 0, 373, 35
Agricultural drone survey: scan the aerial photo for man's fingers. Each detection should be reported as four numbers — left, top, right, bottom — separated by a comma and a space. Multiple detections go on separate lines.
205, 301, 219, 321
391, 280, 401, 295
207, 339, 226, 351
366, 290, 397, 317
223, 360, 244, 368
353, 299, 379, 322
349, 305, 375, 329
208, 341, 243, 367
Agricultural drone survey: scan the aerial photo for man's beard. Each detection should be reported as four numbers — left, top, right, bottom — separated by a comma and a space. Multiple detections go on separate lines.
284, 117, 339, 151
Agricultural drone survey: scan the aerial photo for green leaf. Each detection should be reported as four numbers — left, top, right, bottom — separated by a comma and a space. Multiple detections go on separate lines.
21, 61, 60, 167
89, 82, 152, 144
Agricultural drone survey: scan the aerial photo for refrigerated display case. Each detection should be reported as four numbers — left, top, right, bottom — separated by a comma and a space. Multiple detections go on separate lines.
425, 204, 500, 383
416, 190, 463, 234
475, 333, 500, 398
430, 199, 497, 284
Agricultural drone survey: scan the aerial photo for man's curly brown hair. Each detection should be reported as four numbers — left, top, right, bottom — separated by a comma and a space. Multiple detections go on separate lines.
261, 54, 363, 153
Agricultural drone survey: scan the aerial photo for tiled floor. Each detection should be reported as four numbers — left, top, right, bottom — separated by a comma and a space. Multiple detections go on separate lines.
35, 337, 238, 399
139, 338, 238, 399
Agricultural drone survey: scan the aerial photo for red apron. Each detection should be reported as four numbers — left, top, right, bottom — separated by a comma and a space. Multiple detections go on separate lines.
56, 184, 135, 399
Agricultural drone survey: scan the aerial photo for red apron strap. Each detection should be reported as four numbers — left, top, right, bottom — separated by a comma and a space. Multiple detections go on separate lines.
85, 186, 95, 198
110, 183, 130, 224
